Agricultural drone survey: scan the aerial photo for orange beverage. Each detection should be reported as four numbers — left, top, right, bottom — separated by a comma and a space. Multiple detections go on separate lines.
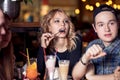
26, 58, 38, 80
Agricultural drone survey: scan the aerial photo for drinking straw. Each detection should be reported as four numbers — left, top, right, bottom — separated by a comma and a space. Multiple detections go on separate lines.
19, 51, 28, 58
26, 48, 30, 65
43, 48, 46, 61
55, 53, 60, 61
54, 29, 64, 37
43, 47, 47, 80
55, 48, 60, 61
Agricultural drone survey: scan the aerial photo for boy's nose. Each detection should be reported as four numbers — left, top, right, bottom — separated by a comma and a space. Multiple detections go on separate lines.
104, 25, 110, 32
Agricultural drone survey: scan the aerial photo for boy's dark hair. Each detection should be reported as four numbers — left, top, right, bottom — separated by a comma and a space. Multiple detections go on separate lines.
93, 4, 118, 22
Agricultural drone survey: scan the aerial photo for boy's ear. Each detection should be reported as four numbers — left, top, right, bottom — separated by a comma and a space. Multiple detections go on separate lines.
92, 23, 97, 33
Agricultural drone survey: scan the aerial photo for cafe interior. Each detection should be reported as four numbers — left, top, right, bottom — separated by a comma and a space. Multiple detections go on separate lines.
0, 0, 120, 79
1, 0, 120, 65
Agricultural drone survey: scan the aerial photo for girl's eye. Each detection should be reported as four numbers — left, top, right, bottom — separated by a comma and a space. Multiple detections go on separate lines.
0, 23, 5, 28
53, 19, 69, 24
5, 26, 11, 31
64, 20, 69, 23
0, 23, 10, 31
54, 20, 60, 23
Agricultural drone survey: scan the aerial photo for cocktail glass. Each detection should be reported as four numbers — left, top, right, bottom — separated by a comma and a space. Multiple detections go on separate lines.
45, 55, 56, 80
26, 58, 38, 80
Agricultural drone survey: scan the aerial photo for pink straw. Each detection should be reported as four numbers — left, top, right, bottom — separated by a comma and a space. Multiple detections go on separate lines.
19, 51, 27, 58
43, 48, 47, 61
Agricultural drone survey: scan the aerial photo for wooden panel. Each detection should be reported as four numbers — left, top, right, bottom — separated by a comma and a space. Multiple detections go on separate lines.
10, 22, 40, 28
49, 0, 78, 6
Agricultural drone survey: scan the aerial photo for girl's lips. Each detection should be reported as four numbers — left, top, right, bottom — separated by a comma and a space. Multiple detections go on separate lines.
0, 36, 2, 42
0, 39, 2, 42
59, 29, 65, 32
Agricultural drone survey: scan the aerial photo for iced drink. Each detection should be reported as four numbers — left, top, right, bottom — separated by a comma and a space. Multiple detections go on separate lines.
26, 58, 38, 80
59, 60, 70, 80
45, 55, 56, 80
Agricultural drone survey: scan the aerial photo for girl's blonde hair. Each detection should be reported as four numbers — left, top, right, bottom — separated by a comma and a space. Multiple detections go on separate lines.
40, 8, 77, 51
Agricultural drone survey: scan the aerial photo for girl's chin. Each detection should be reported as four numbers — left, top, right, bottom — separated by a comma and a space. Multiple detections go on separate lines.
0, 39, 2, 42
58, 36, 67, 38
0, 43, 9, 48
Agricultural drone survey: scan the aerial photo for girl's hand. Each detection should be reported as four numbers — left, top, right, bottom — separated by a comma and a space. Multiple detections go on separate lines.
41, 33, 54, 48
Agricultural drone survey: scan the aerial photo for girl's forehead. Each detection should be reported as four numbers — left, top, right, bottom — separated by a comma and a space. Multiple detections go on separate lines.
0, 10, 4, 18
53, 12, 67, 18
0, 11, 4, 24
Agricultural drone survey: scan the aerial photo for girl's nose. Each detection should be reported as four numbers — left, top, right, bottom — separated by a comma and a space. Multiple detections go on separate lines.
61, 21, 65, 26
0, 27, 6, 35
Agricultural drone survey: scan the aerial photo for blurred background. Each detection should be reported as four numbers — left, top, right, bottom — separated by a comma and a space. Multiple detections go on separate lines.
18, 0, 120, 22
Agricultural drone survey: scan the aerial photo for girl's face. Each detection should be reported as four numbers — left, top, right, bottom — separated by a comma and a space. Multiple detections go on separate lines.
93, 11, 118, 46
0, 10, 11, 48
49, 12, 70, 38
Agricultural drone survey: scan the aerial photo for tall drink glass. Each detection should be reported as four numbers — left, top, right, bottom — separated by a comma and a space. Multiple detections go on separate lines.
59, 60, 70, 80
26, 58, 38, 80
45, 55, 56, 80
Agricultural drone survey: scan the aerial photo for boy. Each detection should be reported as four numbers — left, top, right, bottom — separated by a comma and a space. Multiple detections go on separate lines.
72, 4, 120, 80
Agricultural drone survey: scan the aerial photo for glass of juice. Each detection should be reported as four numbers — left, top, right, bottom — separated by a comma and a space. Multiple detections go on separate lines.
26, 58, 38, 80
59, 60, 70, 80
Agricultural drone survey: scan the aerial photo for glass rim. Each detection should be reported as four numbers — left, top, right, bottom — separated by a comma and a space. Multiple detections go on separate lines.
59, 60, 70, 63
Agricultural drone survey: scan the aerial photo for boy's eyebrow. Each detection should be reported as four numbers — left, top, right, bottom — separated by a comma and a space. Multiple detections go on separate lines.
96, 19, 117, 25
109, 20, 117, 22
96, 22, 103, 25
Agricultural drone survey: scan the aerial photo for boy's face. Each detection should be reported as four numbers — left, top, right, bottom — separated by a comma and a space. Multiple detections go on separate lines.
93, 11, 118, 45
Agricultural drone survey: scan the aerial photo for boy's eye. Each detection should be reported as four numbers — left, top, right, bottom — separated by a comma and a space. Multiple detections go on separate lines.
109, 22, 114, 25
109, 21, 116, 25
98, 23, 104, 27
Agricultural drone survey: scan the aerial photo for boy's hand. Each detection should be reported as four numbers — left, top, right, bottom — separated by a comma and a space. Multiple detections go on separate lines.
85, 44, 106, 60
